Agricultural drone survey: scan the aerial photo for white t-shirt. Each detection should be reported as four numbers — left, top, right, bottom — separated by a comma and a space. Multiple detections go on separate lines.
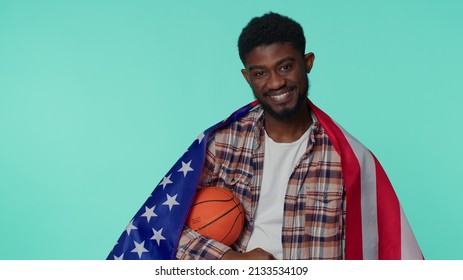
246, 127, 310, 259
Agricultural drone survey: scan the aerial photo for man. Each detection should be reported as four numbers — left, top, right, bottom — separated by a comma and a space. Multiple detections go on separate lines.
177, 12, 343, 260
108, 12, 422, 260
176, 12, 422, 260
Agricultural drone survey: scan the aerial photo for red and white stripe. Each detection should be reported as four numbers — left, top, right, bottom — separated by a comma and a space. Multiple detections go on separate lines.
309, 101, 422, 260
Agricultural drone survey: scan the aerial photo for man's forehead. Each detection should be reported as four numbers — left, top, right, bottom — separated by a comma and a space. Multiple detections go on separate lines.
243, 42, 301, 68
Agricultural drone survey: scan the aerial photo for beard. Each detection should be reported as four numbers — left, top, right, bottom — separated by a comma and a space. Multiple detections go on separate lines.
256, 78, 310, 122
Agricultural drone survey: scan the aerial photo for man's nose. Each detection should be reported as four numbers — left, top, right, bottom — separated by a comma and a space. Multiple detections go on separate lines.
267, 72, 286, 89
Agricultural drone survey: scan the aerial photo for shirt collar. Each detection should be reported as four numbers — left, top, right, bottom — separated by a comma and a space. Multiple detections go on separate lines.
251, 105, 321, 149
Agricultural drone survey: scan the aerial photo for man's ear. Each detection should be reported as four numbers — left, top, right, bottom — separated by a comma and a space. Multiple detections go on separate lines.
304, 52, 315, 73
241, 68, 251, 85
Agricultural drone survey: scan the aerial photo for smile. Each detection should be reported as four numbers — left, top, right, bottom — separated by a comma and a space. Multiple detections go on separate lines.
267, 88, 295, 103
270, 91, 290, 101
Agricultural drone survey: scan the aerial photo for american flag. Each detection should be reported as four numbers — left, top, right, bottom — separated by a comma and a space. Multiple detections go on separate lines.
107, 100, 423, 260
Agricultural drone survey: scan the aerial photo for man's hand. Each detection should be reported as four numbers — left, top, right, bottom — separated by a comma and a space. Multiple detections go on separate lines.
220, 248, 276, 260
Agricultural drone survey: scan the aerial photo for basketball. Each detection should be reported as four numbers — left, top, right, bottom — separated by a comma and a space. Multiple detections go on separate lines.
186, 187, 244, 246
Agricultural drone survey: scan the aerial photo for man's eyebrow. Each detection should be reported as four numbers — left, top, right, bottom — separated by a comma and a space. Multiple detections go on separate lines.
276, 56, 295, 65
247, 56, 296, 71
248, 65, 265, 71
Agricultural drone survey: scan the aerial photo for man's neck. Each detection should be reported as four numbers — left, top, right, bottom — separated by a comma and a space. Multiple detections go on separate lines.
264, 106, 313, 143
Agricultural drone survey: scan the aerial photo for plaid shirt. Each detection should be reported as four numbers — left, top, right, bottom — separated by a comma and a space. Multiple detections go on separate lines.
177, 106, 346, 260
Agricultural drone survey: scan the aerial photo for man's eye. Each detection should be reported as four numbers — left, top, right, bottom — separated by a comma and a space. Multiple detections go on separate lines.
254, 71, 265, 77
281, 64, 292, 71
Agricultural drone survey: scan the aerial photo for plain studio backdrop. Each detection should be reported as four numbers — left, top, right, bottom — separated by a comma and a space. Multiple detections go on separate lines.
0, 0, 462, 259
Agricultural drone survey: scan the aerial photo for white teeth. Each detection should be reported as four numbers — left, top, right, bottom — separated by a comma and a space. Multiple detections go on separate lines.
270, 91, 290, 101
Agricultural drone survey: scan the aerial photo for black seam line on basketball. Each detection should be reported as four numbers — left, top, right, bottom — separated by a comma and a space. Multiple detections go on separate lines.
219, 212, 244, 243
198, 203, 241, 231
193, 197, 234, 206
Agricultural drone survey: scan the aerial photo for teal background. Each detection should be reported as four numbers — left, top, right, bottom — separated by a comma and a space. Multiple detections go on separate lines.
0, 0, 462, 259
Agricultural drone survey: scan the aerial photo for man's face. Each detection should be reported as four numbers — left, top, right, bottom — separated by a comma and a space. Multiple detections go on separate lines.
241, 43, 314, 121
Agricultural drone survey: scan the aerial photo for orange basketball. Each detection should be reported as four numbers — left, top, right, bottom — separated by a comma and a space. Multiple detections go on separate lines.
186, 187, 244, 246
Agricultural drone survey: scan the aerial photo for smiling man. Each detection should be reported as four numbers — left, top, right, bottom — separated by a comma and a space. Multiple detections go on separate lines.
175, 12, 422, 260
177, 12, 345, 260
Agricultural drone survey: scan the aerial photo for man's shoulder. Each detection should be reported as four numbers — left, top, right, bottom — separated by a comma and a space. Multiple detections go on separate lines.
207, 106, 262, 146
216, 106, 262, 134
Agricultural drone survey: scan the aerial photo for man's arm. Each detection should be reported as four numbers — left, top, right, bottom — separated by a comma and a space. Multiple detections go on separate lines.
177, 226, 276, 260
176, 225, 232, 259
176, 134, 230, 259
176, 131, 276, 260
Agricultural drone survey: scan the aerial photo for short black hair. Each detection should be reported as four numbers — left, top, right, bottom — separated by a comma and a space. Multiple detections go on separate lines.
238, 12, 306, 64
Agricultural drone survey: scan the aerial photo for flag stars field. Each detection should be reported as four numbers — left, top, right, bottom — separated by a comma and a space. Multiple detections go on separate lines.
125, 220, 137, 236
159, 174, 173, 189
131, 241, 149, 259
107, 104, 252, 259
178, 160, 194, 177
162, 194, 180, 211
151, 228, 167, 246
141, 206, 157, 223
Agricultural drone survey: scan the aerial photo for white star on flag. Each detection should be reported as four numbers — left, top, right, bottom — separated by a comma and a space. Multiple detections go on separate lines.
141, 206, 157, 223
131, 240, 149, 259
113, 253, 124, 260
162, 193, 180, 211
151, 228, 167, 246
125, 219, 137, 236
158, 174, 173, 189
178, 160, 194, 177
197, 131, 205, 144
